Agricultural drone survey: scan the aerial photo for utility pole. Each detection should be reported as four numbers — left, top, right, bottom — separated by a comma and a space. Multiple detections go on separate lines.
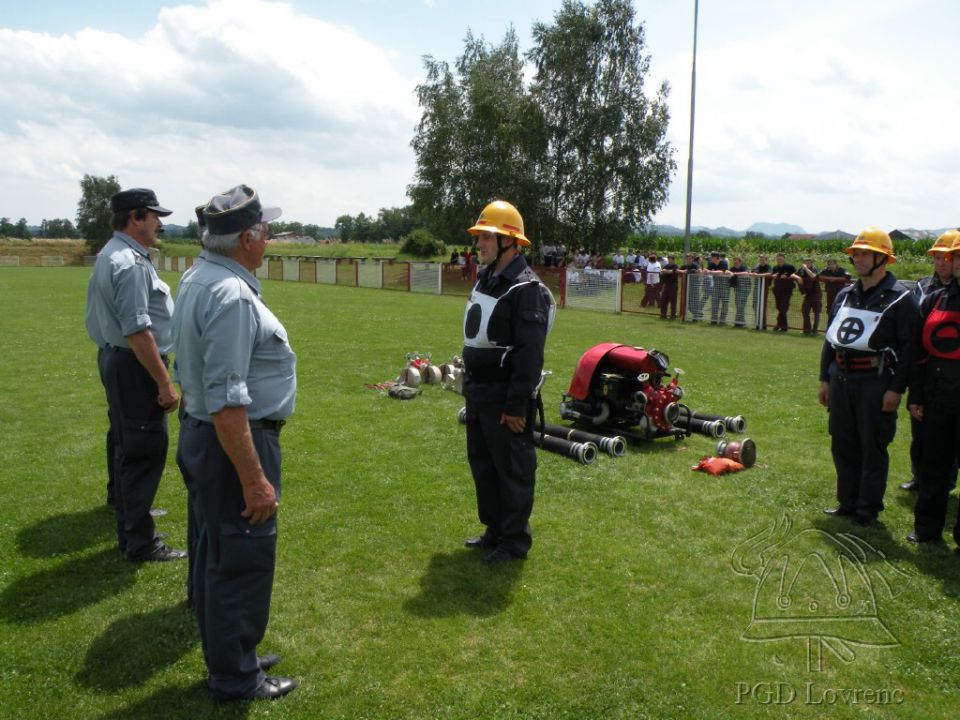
682, 0, 699, 255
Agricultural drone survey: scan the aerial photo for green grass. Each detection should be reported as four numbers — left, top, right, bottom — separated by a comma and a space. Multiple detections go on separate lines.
1, 267, 958, 719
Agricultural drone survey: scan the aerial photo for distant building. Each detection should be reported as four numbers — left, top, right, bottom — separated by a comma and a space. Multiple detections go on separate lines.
890, 228, 935, 242
272, 231, 316, 244
783, 233, 817, 241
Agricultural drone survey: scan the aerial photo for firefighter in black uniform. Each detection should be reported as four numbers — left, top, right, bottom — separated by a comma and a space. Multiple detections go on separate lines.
900, 230, 957, 492
818, 227, 920, 526
461, 200, 555, 565
907, 229, 960, 546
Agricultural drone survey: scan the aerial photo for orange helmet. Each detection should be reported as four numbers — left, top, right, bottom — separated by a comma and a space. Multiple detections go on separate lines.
846, 226, 896, 264
932, 229, 960, 256
467, 200, 530, 246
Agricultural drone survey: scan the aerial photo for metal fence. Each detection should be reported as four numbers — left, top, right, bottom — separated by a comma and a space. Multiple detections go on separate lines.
18, 252, 916, 334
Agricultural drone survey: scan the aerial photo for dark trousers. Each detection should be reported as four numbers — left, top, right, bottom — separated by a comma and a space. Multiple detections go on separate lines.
828, 372, 897, 521
660, 283, 678, 318
710, 278, 730, 323
465, 401, 536, 556
178, 417, 280, 699
773, 287, 793, 330
732, 285, 749, 326
913, 374, 960, 541
175, 405, 199, 607
641, 283, 661, 307
97, 347, 118, 505
687, 276, 704, 320
98, 346, 167, 558
801, 294, 822, 334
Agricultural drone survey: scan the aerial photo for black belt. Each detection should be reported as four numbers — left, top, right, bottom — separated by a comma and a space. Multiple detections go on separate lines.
105, 344, 169, 364
184, 413, 286, 432
249, 418, 286, 431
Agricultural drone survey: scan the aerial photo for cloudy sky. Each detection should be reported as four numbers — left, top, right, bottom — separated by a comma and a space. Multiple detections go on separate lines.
1, 0, 957, 234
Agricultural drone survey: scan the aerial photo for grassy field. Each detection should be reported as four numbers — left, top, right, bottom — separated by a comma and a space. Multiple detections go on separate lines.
1, 267, 959, 720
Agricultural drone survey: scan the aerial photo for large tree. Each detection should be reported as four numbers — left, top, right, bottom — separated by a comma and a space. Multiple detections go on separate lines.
76, 174, 121, 254
409, 29, 545, 245
528, 0, 674, 250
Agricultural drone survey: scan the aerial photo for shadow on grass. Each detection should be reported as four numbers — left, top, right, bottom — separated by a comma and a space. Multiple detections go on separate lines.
0, 547, 136, 624
95, 682, 253, 720
402, 550, 522, 618
77, 604, 199, 692
812, 514, 960, 599
17, 505, 115, 558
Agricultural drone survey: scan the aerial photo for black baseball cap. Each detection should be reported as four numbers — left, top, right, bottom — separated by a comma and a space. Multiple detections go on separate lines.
203, 184, 282, 235
110, 188, 172, 216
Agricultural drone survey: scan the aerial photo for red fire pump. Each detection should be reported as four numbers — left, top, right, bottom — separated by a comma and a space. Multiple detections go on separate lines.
559, 343, 689, 440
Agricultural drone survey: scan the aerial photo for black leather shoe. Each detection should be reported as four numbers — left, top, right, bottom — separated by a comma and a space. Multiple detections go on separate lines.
907, 532, 941, 544
248, 676, 298, 700
823, 506, 854, 517
852, 515, 876, 527
258, 654, 282, 671
483, 548, 525, 565
899, 479, 920, 492
464, 536, 497, 550
131, 544, 187, 562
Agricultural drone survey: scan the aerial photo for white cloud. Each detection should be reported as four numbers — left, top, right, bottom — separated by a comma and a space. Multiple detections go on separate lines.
654, 0, 960, 232
0, 0, 421, 225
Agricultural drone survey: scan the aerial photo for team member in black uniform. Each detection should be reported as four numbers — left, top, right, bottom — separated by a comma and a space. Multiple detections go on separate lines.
819, 227, 920, 526
462, 200, 555, 565
901, 230, 957, 493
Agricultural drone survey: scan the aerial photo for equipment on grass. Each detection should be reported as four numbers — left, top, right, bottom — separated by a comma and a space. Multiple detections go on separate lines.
688, 411, 746, 434
692, 456, 745, 476
560, 343, 685, 440
540, 422, 626, 458
716, 438, 757, 468
558, 342, 752, 445
534, 431, 598, 465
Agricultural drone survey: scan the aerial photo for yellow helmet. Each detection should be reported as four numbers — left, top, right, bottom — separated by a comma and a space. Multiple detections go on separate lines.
846, 226, 896, 264
931, 229, 960, 256
467, 200, 530, 246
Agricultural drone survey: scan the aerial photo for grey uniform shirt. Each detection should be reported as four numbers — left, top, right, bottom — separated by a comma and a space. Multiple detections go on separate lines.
172, 252, 296, 423
85, 231, 174, 353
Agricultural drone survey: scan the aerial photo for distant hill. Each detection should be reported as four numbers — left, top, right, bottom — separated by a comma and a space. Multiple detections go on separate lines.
746, 222, 806, 236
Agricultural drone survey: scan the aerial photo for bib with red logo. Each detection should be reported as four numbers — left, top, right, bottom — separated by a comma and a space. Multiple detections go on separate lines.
922, 295, 960, 360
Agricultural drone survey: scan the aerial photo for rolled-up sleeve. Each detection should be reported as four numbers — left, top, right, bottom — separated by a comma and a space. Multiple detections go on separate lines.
202, 297, 259, 414
114, 260, 153, 337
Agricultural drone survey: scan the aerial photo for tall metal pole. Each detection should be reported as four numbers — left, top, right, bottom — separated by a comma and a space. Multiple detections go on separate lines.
682, 0, 699, 255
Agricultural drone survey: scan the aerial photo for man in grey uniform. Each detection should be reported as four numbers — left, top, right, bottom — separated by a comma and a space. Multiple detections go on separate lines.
173, 185, 297, 701
85, 188, 186, 562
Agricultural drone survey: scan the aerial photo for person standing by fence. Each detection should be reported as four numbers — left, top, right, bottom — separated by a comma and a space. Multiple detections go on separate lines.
659, 254, 679, 319
818, 258, 851, 313
770, 253, 797, 331
794, 257, 823, 335
728, 256, 751, 327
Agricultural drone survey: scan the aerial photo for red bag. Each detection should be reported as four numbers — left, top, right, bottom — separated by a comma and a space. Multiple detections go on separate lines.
691, 456, 745, 476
